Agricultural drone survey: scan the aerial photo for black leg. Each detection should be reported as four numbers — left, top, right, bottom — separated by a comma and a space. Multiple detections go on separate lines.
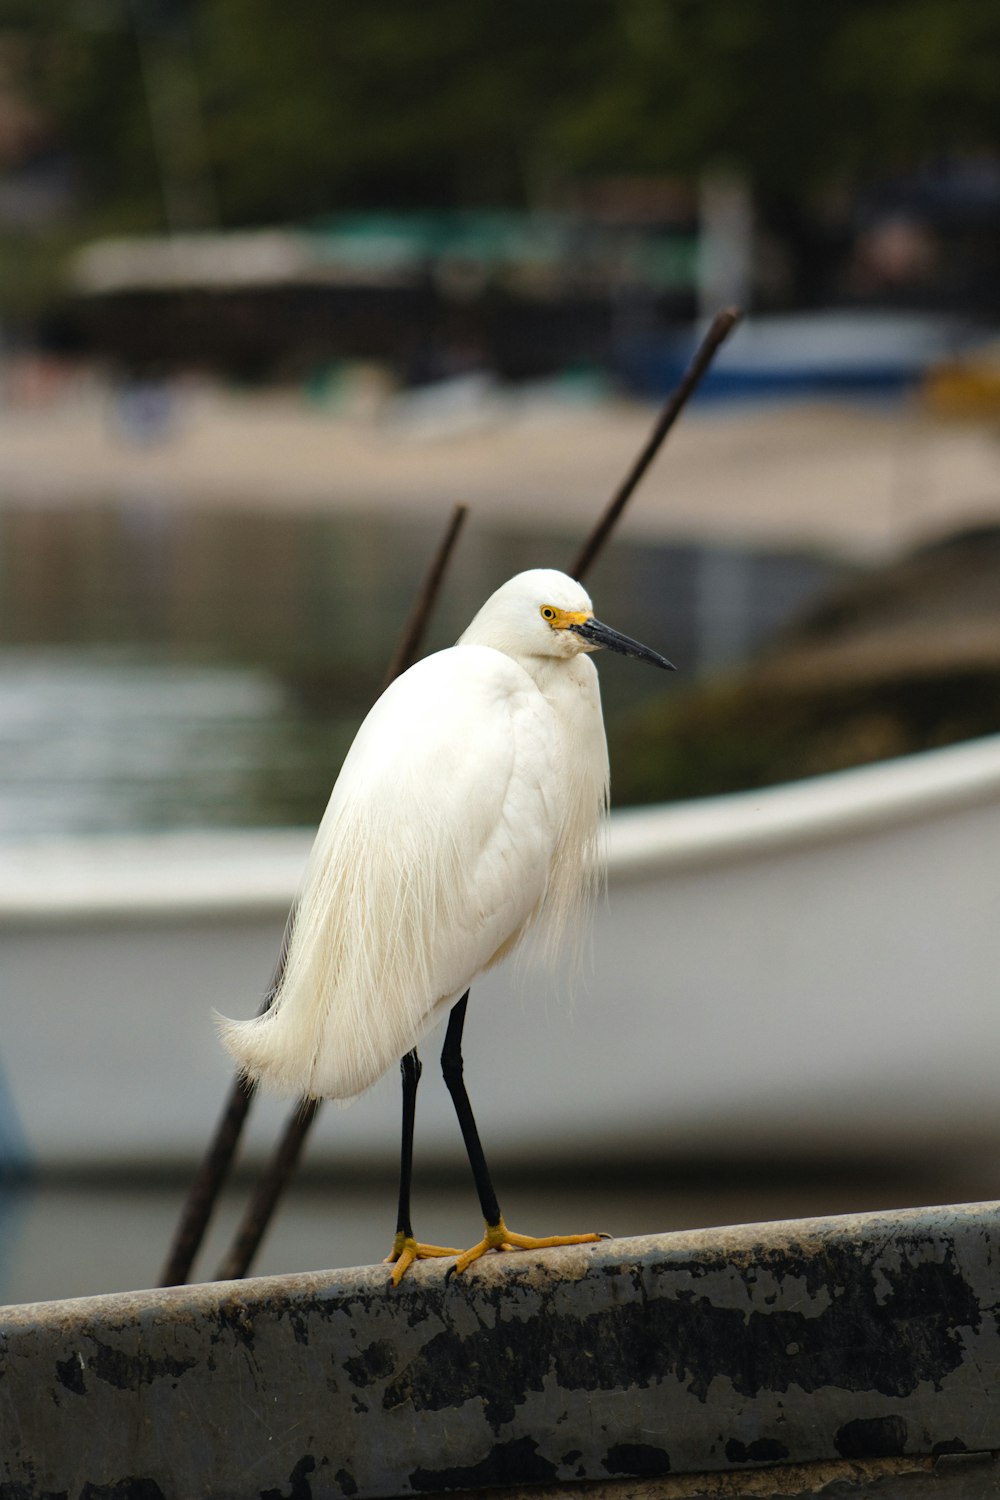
441, 989, 601, 1275
395, 1048, 422, 1240
440, 990, 501, 1227
385, 1047, 460, 1284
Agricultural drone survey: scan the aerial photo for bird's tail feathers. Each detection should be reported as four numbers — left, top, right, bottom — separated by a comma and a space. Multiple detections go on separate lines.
215, 796, 466, 1101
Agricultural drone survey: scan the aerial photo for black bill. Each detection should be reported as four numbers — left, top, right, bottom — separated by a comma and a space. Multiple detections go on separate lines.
570, 617, 676, 671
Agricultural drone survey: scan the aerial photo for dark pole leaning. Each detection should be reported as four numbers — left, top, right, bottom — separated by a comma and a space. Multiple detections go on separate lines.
158, 910, 295, 1287
158, 502, 469, 1288
570, 307, 741, 583
212, 306, 742, 1283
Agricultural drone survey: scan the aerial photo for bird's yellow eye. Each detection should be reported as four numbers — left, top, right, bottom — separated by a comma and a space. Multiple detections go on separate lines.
541, 606, 557, 622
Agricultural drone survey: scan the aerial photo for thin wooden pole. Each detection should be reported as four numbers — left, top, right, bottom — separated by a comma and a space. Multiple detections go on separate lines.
158, 503, 469, 1287
214, 1098, 321, 1283
158, 910, 294, 1287
381, 502, 469, 686
570, 307, 741, 582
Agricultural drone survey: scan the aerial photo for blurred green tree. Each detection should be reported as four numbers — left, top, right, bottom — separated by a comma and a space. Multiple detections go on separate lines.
5, 0, 1000, 232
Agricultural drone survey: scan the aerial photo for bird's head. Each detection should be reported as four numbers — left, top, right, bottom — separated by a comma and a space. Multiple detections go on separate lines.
459, 568, 675, 670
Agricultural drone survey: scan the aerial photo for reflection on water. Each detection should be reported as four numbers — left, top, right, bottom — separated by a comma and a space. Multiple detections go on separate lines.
0, 503, 845, 835
0, 650, 355, 837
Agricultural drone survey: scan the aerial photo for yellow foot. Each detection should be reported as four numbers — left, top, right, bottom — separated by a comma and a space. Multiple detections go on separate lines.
384, 1231, 461, 1287
452, 1216, 600, 1275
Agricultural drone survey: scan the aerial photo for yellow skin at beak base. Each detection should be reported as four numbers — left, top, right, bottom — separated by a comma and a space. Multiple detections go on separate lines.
548, 607, 591, 629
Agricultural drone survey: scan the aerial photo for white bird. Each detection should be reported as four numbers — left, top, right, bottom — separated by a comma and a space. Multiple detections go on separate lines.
218, 568, 674, 1282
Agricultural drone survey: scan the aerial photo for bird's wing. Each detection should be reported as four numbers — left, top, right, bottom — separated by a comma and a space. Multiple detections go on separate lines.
219, 645, 561, 1100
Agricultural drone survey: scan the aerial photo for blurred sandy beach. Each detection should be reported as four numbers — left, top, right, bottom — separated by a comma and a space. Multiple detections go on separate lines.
1, 383, 999, 561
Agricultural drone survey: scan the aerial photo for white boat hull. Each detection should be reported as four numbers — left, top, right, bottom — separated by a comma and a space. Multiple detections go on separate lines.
3, 734, 1000, 1172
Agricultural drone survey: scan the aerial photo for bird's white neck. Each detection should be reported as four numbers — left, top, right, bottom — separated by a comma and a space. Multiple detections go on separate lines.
458, 636, 593, 694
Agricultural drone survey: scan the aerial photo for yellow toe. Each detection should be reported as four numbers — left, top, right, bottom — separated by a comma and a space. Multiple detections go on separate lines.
385, 1233, 461, 1286
452, 1217, 600, 1275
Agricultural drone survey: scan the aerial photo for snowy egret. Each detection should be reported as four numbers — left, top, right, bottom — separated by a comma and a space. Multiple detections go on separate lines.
218, 568, 674, 1282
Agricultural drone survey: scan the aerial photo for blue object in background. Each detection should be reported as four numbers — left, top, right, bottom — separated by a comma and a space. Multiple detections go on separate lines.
0, 1057, 32, 1305
617, 312, 974, 400
0, 1056, 31, 1182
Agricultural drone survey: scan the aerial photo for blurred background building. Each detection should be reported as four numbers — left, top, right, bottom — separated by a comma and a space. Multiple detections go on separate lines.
2, 0, 1000, 1306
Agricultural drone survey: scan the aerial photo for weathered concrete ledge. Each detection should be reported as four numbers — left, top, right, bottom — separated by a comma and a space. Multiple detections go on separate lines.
1, 1202, 998, 1499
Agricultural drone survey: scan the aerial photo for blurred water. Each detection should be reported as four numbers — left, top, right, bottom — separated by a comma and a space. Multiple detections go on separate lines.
0, 502, 844, 836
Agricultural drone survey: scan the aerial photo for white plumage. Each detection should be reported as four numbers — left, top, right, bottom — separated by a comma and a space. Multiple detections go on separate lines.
218, 569, 617, 1101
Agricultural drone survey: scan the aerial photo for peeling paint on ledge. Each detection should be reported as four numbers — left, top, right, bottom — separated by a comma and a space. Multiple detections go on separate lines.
1, 1202, 998, 1499
403, 1450, 1000, 1500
